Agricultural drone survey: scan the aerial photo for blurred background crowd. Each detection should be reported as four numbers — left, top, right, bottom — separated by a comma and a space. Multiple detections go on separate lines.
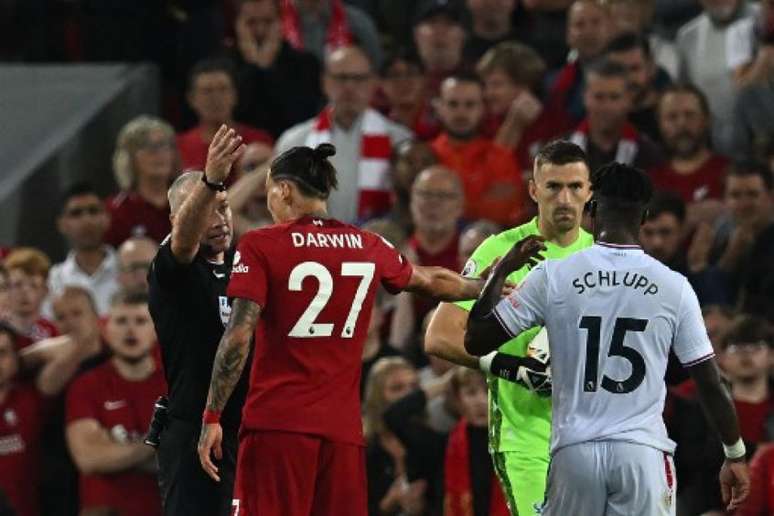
1, 0, 774, 515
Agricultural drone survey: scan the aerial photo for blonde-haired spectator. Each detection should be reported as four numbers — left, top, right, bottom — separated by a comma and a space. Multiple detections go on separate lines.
3, 247, 59, 349
105, 115, 178, 247
363, 357, 422, 515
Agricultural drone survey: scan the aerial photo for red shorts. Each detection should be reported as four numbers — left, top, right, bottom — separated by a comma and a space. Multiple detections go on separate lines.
233, 430, 367, 516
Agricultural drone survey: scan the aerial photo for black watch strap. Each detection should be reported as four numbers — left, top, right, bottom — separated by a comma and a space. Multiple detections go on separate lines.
202, 173, 227, 192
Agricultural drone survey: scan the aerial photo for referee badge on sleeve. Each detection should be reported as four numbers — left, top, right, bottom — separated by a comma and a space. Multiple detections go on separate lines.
219, 296, 232, 326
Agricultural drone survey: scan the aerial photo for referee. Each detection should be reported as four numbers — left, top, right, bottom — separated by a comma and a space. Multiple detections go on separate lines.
148, 126, 249, 516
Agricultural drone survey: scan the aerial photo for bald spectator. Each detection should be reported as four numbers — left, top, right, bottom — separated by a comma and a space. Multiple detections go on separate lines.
47, 182, 119, 317
431, 74, 526, 225
276, 46, 412, 223
413, 0, 467, 95
650, 85, 729, 220
545, 0, 613, 128
463, 0, 521, 63
105, 116, 177, 247
177, 59, 273, 174
676, 0, 759, 156
458, 219, 500, 264
568, 59, 663, 173
117, 237, 159, 295
606, 0, 679, 78
401, 165, 465, 343
476, 42, 558, 169
388, 139, 438, 233
4, 249, 58, 350
604, 32, 672, 144
280, 0, 383, 67
232, 0, 323, 138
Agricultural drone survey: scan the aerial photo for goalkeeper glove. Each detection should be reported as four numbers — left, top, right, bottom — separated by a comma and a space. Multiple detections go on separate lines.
479, 352, 552, 396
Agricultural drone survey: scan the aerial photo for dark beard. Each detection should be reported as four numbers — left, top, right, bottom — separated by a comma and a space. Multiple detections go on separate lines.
444, 127, 478, 141
668, 134, 704, 159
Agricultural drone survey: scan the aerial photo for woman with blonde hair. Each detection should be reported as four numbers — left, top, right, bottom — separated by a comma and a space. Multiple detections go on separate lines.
104, 115, 179, 247
363, 357, 423, 515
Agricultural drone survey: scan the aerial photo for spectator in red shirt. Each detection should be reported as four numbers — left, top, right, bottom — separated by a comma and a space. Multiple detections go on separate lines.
3, 248, 58, 350
413, 0, 467, 97
445, 367, 509, 516
404, 165, 465, 336
544, 0, 613, 128
477, 42, 562, 170
0, 323, 48, 516
717, 315, 774, 451
431, 73, 526, 225
177, 58, 273, 174
379, 49, 437, 141
105, 116, 178, 247
651, 84, 729, 222
735, 443, 774, 516
603, 32, 672, 145
567, 59, 663, 174
65, 291, 166, 516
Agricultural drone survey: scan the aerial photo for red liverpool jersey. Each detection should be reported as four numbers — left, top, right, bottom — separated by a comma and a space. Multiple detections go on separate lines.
228, 216, 414, 445
66, 360, 166, 516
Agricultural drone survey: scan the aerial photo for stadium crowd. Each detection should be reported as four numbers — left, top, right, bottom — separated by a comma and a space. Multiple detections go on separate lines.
1, 0, 774, 515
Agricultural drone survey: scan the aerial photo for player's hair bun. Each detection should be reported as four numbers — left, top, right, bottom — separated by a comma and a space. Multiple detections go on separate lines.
313, 143, 336, 161
269, 144, 339, 200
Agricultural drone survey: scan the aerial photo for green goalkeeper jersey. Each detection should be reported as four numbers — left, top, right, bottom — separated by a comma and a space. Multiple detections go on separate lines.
456, 217, 593, 453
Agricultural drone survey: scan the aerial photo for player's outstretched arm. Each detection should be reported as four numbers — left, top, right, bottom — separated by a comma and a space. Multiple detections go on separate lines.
198, 298, 260, 482
171, 125, 244, 263
465, 236, 545, 356
404, 264, 484, 302
689, 358, 751, 511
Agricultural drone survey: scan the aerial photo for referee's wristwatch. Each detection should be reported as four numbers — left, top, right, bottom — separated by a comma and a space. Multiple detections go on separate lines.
202, 173, 227, 192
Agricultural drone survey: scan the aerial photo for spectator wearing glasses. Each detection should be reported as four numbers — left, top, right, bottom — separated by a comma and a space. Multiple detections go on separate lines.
404, 166, 465, 336
117, 237, 159, 295
276, 45, 412, 223
105, 116, 179, 247
718, 315, 774, 453
177, 58, 273, 175
47, 182, 119, 317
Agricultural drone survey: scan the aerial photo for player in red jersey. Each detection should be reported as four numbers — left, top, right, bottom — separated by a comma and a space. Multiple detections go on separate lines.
198, 143, 490, 516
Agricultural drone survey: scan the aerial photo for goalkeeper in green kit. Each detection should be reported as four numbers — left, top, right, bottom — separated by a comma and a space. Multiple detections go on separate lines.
425, 141, 593, 515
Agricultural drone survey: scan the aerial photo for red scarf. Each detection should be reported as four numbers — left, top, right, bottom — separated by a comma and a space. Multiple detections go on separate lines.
445, 420, 510, 516
569, 118, 640, 165
281, 0, 351, 54
305, 107, 393, 220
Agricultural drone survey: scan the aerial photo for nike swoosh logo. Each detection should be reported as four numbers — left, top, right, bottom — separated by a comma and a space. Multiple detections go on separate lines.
213, 271, 226, 279
104, 400, 127, 410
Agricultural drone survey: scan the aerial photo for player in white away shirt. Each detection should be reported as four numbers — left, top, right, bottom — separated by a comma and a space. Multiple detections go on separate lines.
464, 163, 750, 515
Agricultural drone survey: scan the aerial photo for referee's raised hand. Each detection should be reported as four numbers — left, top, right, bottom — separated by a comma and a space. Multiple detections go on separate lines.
205, 124, 245, 184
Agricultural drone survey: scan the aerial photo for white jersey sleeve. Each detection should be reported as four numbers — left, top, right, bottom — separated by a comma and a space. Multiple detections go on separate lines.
493, 262, 548, 338
673, 280, 715, 367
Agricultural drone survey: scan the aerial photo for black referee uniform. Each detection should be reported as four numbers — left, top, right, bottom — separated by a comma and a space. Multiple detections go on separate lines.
148, 236, 250, 516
